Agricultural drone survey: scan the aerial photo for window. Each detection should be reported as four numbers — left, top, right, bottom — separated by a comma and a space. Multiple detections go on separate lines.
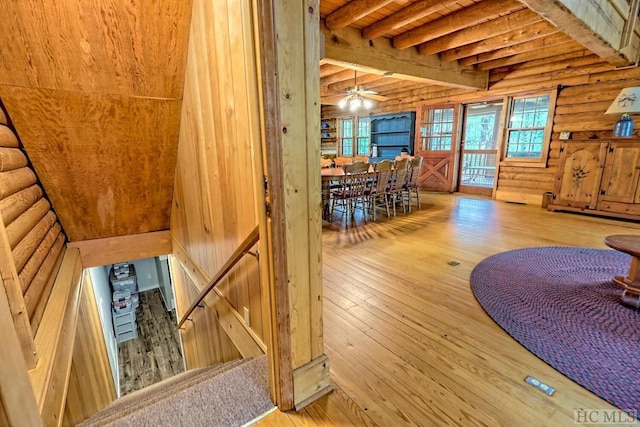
339, 118, 354, 156
339, 116, 370, 156
417, 107, 455, 151
503, 92, 555, 164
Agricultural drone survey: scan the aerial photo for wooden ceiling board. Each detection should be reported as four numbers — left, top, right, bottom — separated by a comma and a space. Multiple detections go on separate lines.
319, 63, 346, 77
0, 87, 181, 241
0, 1, 192, 99
458, 32, 571, 66
439, 21, 559, 62
320, 0, 410, 30
382, 1, 479, 37
476, 42, 588, 70
361, 0, 500, 39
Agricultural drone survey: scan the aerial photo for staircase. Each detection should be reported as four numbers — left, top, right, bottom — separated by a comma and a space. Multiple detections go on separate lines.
80, 356, 274, 426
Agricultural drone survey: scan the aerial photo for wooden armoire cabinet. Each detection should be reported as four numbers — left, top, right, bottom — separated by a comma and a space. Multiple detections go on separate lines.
549, 139, 640, 220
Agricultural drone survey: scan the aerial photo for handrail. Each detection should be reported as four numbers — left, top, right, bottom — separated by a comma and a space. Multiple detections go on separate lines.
177, 225, 259, 329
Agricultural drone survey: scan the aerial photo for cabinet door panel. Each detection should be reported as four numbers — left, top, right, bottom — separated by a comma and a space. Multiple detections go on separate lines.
599, 142, 640, 204
554, 142, 605, 209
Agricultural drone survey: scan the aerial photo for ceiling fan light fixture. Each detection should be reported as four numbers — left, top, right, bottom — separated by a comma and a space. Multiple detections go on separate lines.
336, 70, 381, 112
349, 95, 363, 112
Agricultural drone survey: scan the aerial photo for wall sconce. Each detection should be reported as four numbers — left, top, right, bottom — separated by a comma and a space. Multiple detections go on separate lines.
605, 87, 640, 137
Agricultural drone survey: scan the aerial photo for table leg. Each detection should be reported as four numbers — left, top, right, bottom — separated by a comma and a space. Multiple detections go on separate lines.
614, 256, 640, 309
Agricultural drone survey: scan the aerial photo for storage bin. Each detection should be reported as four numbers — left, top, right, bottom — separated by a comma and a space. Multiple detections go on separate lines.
110, 264, 137, 292
112, 289, 131, 302
113, 299, 133, 313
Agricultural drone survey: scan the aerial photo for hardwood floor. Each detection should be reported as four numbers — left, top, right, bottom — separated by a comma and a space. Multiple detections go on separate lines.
118, 289, 185, 396
258, 193, 640, 426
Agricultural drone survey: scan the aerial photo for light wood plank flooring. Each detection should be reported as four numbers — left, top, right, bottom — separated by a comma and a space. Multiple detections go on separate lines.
118, 289, 185, 396
259, 193, 640, 426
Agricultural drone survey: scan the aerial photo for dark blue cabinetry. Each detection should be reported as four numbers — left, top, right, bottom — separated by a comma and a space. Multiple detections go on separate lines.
370, 112, 416, 161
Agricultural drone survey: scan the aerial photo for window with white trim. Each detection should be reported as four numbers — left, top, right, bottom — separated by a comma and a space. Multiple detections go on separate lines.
339, 116, 370, 156
503, 93, 555, 164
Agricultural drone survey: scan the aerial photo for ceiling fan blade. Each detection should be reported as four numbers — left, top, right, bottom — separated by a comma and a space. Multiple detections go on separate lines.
362, 93, 388, 101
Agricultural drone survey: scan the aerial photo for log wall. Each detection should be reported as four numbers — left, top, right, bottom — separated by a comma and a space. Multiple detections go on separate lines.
322, 56, 640, 205
0, 110, 67, 369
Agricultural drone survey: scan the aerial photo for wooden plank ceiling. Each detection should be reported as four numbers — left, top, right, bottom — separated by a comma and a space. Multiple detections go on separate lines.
319, 0, 630, 106
0, 1, 192, 242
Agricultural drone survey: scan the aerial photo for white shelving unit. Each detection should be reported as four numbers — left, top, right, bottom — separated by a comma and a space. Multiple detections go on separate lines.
110, 263, 139, 344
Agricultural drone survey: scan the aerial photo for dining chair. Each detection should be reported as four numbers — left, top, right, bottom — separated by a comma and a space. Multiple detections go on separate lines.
320, 157, 333, 168
404, 156, 423, 212
389, 158, 410, 216
333, 156, 353, 167
353, 155, 369, 163
331, 161, 369, 225
368, 159, 393, 220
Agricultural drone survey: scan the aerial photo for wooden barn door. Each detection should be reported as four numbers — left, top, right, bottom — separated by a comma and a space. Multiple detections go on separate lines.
414, 104, 459, 192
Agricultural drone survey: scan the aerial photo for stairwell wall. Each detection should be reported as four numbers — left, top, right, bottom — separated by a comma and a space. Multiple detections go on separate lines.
169, 0, 266, 367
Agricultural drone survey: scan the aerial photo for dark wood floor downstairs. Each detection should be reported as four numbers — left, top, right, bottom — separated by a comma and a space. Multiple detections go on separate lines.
118, 288, 185, 396
258, 192, 640, 426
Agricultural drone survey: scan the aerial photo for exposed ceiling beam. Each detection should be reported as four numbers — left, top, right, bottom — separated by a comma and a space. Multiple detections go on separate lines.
321, 22, 488, 90
458, 32, 571, 66
440, 21, 557, 62
361, 0, 457, 40
476, 42, 587, 70
516, 0, 631, 66
393, 0, 523, 49
325, 0, 394, 30
417, 9, 541, 55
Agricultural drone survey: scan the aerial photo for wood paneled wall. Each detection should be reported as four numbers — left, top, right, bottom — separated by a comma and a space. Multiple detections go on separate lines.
62, 272, 116, 426
323, 55, 640, 205
0, 272, 41, 426
171, 0, 330, 411
170, 0, 265, 364
170, 255, 241, 369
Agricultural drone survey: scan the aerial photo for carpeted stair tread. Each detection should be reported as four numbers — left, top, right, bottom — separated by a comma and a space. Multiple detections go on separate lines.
81, 357, 269, 426
81, 357, 248, 426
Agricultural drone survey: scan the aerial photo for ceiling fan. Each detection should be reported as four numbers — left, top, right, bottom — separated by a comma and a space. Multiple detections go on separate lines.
321, 70, 388, 110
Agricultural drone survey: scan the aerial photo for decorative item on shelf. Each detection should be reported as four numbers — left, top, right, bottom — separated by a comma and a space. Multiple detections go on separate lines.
605, 87, 640, 137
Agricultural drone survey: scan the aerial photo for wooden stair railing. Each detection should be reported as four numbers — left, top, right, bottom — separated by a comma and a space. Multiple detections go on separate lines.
177, 225, 259, 330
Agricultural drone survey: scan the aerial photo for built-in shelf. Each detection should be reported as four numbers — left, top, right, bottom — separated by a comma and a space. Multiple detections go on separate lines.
321, 118, 338, 156
370, 112, 416, 161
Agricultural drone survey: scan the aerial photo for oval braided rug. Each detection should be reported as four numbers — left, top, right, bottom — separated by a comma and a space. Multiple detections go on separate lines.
470, 247, 640, 415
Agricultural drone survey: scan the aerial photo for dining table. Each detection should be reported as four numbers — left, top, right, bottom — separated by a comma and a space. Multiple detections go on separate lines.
320, 166, 376, 220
